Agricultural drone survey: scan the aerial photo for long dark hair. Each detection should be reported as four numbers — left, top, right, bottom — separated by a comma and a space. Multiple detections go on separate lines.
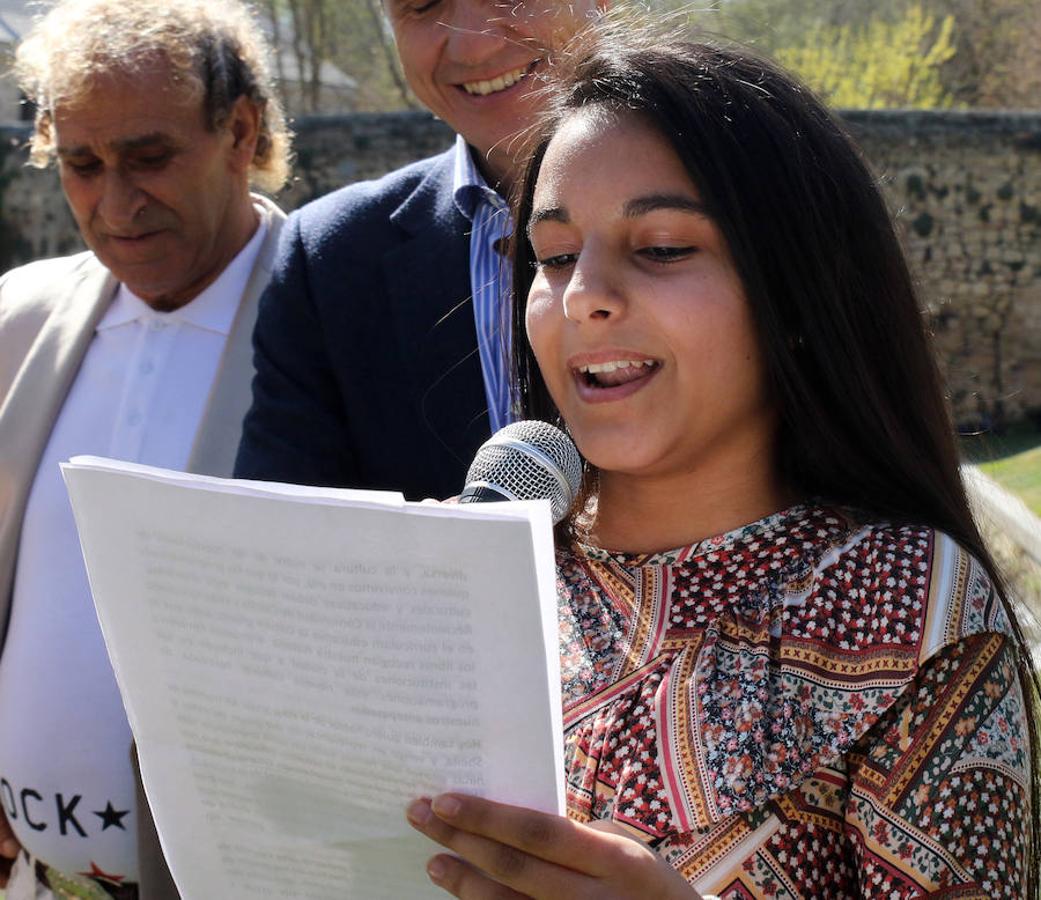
509, 30, 1039, 892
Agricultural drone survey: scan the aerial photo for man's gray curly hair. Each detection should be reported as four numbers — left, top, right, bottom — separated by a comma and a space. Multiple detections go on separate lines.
15, 0, 292, 193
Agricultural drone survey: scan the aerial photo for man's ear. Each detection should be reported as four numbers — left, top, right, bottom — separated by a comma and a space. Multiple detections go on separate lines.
226, 95, 262, 173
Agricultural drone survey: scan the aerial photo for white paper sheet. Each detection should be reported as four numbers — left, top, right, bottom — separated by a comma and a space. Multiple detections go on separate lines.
61, 457, 563, 899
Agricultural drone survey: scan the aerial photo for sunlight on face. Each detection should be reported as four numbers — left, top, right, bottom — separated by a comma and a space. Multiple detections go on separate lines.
383, 0, 602, 183
53, 64, 252, 310
525, 110, 776, 489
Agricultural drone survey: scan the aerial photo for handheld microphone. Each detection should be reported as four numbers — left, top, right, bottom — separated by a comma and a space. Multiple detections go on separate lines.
459, 421, 583, 525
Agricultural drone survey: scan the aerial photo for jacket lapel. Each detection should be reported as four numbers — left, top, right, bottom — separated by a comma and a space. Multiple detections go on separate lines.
188, 196, 286, 477
0, 257, 116, 640
382, 152, 491, 476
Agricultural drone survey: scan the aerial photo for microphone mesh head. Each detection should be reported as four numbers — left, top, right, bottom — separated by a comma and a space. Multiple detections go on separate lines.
465, 421, 583, 525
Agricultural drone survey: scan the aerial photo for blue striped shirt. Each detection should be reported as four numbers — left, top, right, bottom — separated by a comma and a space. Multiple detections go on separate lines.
452, 136, 514, 434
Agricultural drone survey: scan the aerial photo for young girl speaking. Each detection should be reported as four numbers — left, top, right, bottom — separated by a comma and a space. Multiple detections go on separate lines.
408, 30, 1037, 900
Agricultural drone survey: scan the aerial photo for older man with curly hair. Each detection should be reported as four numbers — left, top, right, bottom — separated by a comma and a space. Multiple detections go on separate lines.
0, 2, 291, 896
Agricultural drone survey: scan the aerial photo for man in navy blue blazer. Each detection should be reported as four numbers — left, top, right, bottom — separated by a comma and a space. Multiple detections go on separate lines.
235, 1, 605, 499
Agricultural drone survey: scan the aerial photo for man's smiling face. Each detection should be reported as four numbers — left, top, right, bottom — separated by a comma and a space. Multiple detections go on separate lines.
383, 0, 602, 186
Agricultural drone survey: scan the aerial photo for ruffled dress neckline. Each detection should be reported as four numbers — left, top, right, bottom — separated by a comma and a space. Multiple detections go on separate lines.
572, 502, 814, 569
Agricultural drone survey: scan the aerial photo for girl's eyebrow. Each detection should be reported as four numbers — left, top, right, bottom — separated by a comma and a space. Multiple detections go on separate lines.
527, 206, 568, 238
527, 194, 710, 239
623, 194, 709, 218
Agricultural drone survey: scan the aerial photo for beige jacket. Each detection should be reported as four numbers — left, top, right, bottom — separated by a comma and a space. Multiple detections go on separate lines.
0, 194, 285, 897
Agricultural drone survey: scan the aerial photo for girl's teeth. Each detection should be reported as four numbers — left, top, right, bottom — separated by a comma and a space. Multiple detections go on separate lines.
580, 360, 653, 374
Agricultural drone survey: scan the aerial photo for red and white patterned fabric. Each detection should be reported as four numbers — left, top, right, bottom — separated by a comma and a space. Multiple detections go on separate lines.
558, 504, 1030, 898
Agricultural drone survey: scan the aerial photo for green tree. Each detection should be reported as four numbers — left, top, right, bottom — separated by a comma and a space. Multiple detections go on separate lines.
263, 0, 415, 114
773, 4, 956, 108
645, 0, 1039, 110
921, 0, 1041, 108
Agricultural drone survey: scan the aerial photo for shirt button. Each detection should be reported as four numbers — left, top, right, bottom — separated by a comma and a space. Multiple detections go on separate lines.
140, 360, 155, 375
127, 412, 142, 426
150, 319, 167, 331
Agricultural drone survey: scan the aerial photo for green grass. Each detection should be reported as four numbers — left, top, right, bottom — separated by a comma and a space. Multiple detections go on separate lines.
961, 421, 1041, 517
978, 449, 1041, 517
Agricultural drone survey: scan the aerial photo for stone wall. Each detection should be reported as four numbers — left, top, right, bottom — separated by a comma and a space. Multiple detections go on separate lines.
1, 109, 1039, 428
844, 111, 1041, 430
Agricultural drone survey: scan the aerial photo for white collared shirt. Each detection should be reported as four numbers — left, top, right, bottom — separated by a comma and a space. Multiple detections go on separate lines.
0, 213, 267, 881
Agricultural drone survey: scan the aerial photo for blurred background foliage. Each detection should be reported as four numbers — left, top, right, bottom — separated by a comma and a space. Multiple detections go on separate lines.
770, 5, 956, 109
653, 0, 1040, 109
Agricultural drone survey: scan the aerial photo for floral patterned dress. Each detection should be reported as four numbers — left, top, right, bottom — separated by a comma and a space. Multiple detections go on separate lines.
557, 504, 1029, 898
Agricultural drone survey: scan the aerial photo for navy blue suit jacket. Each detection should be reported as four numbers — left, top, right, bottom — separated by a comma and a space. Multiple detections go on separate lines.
235, 150, 492, 500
